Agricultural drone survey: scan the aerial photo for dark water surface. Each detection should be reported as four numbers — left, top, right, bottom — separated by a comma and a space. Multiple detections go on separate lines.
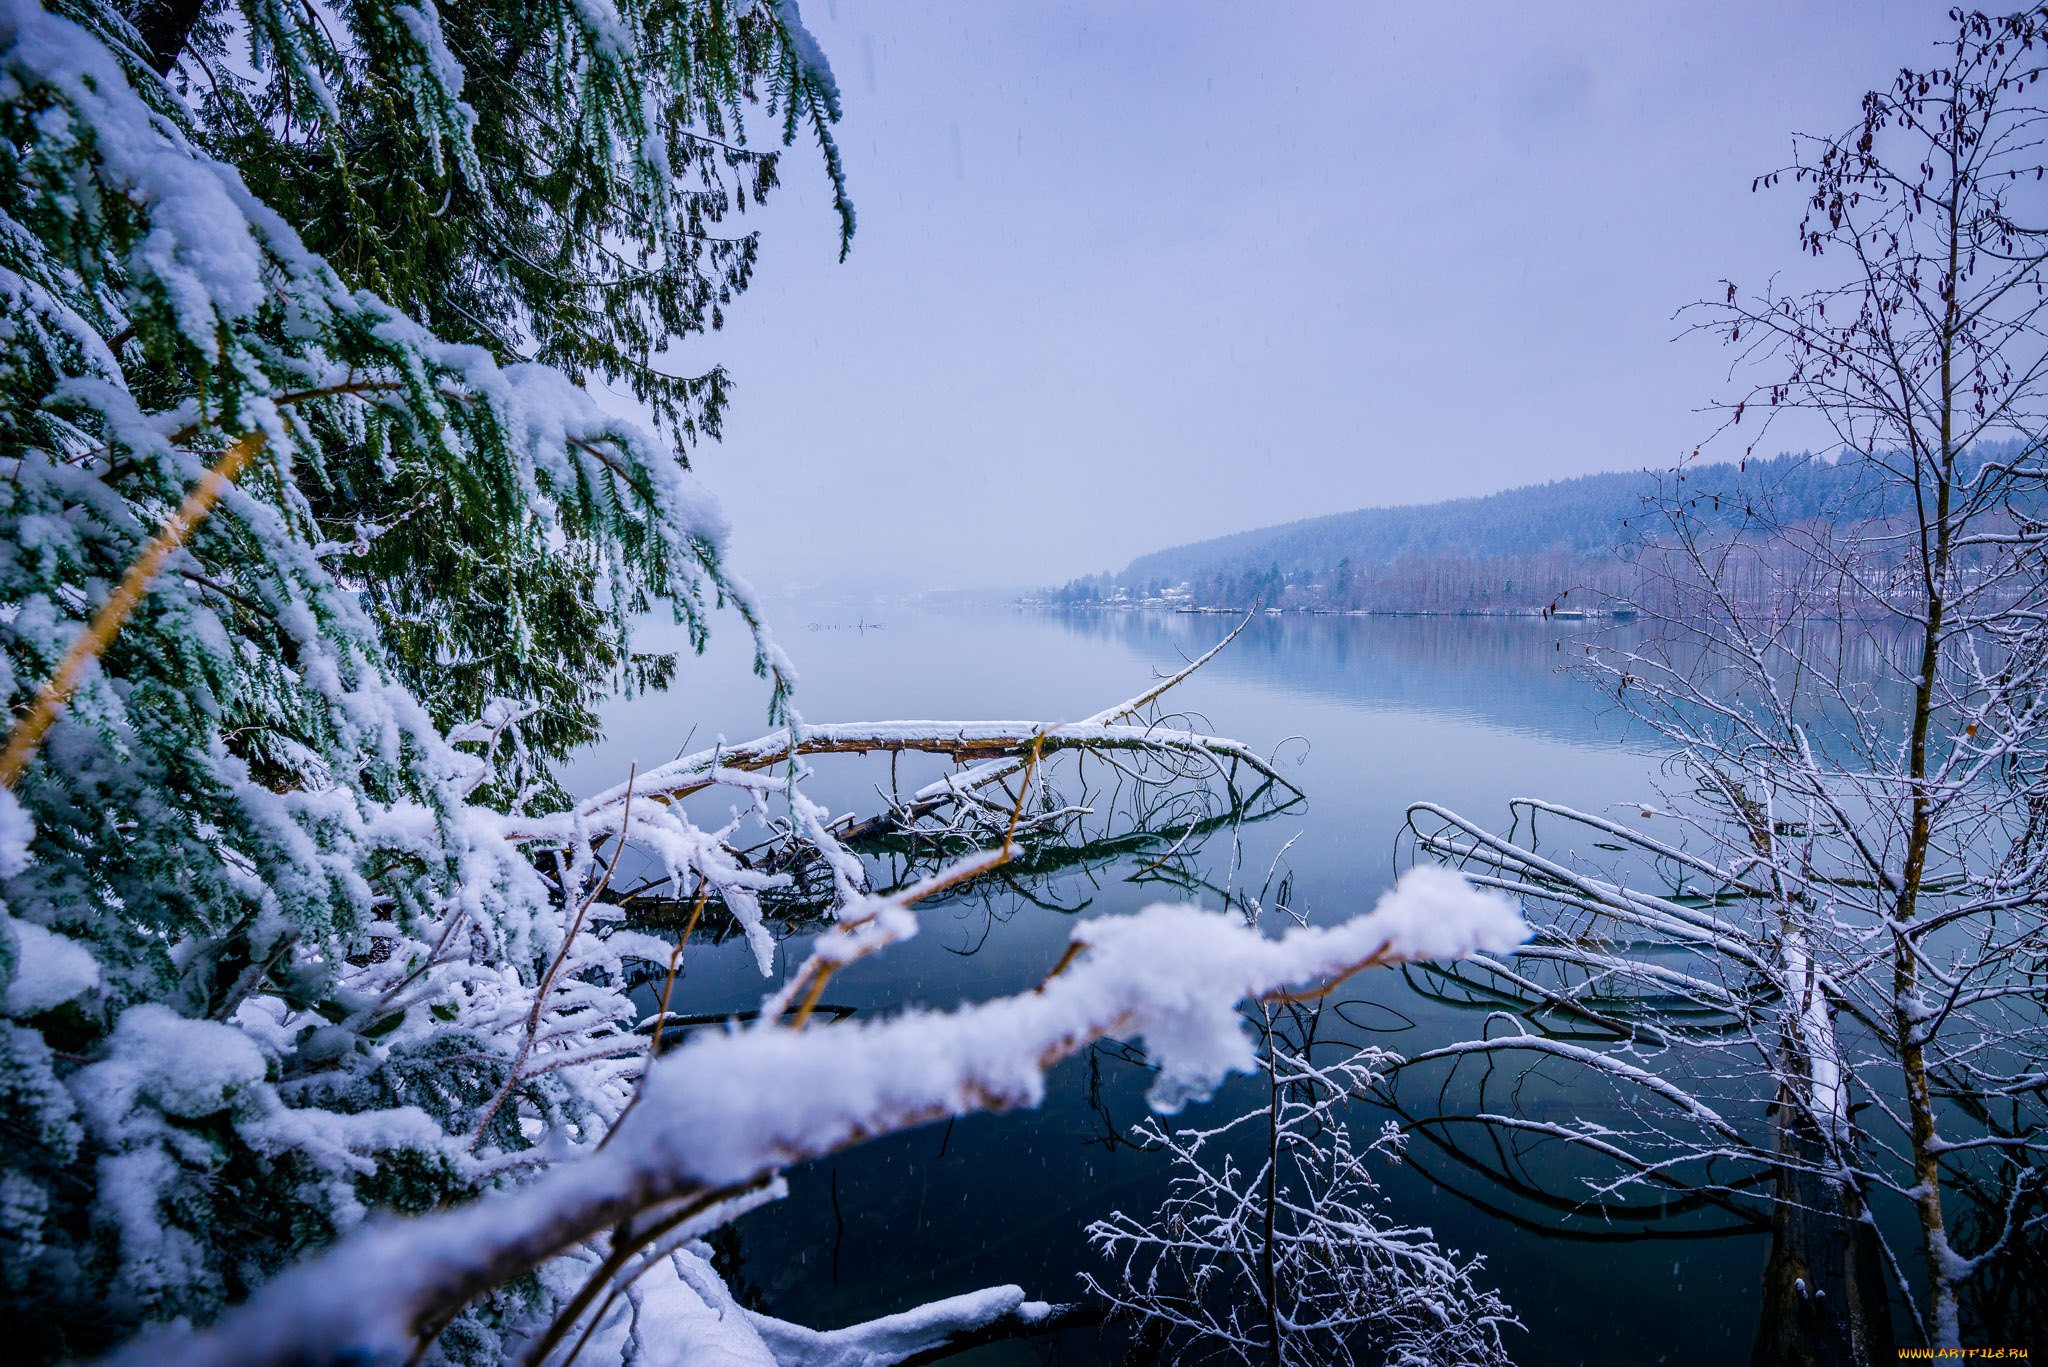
567, 605, 1756, 1366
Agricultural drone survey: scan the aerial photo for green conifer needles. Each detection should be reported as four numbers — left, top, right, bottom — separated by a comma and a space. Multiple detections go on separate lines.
0, 0, 844, 1356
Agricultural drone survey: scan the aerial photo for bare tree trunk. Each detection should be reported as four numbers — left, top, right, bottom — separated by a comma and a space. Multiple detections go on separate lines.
1898, 1012, 1961, 1345
127, 0, 210, 73
1263, 1011, 1285, 1367
1751, 1062, 1896, 1365
1891, 159, 1965, 1349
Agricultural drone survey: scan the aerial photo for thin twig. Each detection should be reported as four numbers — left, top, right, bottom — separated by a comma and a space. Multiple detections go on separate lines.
1, 432, 267, 787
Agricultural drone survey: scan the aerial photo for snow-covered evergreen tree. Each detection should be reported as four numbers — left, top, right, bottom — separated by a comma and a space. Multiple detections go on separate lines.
0, 0, 839, 1356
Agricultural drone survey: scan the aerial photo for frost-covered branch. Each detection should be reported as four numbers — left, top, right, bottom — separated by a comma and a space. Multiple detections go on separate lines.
1084, 1001, 1517, 1365
549, 718, 1301, 842
113, 868, 1523, 1367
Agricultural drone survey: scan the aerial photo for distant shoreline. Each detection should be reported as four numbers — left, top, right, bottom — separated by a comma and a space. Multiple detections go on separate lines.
1014, 602, 1635, 621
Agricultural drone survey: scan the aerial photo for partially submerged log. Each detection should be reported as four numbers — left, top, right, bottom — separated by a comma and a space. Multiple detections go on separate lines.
1750, 1074, 1896, 1367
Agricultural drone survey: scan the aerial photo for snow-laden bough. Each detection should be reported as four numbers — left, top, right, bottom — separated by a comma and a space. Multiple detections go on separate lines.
110, 867, 1524, 1367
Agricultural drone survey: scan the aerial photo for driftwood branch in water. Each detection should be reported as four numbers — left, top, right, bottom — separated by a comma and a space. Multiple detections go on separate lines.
514, 608, 1292, 848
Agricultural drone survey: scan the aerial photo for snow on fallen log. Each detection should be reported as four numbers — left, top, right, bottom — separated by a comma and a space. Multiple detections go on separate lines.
569, 608, 1262, 829
113, 866, 1524, 1367
902, 608, 1258, 810
532, 719, 1300, 843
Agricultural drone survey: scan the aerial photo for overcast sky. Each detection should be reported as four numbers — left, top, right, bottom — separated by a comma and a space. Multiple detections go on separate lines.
635, 0, 1947, 594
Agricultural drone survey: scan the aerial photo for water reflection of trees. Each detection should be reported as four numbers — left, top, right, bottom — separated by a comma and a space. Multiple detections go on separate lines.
608, 631, 1308, 1063
1039, 608, 1654, 743
1390, 799, 2048, 1355
1036, 607, 1928, 750
619, 732, 1301, 950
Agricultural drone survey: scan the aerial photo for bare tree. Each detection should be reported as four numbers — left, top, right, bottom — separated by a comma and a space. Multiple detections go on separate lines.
1400, 7, 2048, 1359
1084, 998, 1517, 1367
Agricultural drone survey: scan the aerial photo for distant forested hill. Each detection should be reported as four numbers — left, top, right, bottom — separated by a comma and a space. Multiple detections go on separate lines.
1045, 448, 2020, 614
1124, 454, 1857, 583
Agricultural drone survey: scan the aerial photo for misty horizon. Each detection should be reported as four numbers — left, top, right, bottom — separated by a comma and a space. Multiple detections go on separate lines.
658, 0, 1943, 595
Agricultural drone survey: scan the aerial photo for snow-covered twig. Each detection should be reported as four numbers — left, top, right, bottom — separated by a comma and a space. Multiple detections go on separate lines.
113, 868, 1523, 1367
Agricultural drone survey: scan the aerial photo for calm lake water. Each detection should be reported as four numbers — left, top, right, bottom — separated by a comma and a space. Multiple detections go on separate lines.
566, 604, 1759, 1366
